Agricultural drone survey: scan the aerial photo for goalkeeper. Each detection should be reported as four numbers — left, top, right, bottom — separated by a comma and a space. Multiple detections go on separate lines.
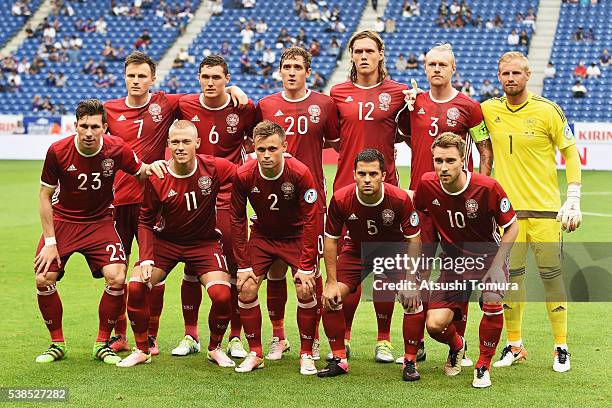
481, 52, 582, 373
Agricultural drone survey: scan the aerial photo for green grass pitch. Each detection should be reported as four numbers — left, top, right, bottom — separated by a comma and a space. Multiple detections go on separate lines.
0, 161, 610, 407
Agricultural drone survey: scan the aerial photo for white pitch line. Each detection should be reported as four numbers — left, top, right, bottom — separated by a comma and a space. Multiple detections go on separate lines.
561, 192, 612, 196
583, 212, 612, 218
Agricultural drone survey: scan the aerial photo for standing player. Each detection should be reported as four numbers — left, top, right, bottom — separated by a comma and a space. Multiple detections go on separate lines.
34, 99, 157, 364
117, 120, 236, 368
104, 52, 248, 354
330, 30, 409, 363
482, 52, 582, 372
413, 132, 518, 388
230, 121, 320, 374
317, 149, 422, 380
256, 46, 339, 361
174, 55, 257, 359
397, 43, 494, 365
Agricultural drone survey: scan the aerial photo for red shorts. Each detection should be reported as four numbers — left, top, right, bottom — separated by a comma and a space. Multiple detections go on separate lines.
335, 249, 363, 293
216, 208, 237, 269
248, 234, 305, 277
146, 238, 228, 277
113, 203, 140, 256
419, 210, 439, 257
35, 219, 126, 280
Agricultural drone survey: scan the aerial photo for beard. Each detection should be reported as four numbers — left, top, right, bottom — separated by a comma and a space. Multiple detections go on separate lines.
503, 84, 525, 96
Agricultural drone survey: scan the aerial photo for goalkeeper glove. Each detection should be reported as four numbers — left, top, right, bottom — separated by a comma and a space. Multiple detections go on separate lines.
556, 184, 582, 232
402, 79, 421, 111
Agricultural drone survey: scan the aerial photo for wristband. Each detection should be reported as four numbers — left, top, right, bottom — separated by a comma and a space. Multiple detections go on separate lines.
44, 237, 57, 246
140, 260, 154, 266
567, 184, 581, 199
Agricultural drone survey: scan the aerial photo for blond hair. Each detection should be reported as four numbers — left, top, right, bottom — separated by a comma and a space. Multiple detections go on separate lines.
169, 119, 197, 138
498, 51, 531, 73
426, 42, 456, 66
431, 132, 466, 158
348, 30, 387, 83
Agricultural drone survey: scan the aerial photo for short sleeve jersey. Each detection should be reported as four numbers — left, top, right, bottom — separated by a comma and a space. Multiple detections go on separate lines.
325, 182, 420, 254
40, 134, 141, 223
138, 154, 235, 262
414, 171, 517, 257
105, 92, 182, 206
256, 90, 339, 212
399, 90, 489, 190
178, 93, 257, 209
330, 79, 408, 191
481, 92, 576, 213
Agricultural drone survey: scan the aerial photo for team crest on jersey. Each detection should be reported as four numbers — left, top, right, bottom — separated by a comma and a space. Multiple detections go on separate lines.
308, 105, 321, 123
446, 107, 460, 127
226, 113, 240, 134
500, 197, 511, 213
410, 211, 419, 227
381, 209, 395, 226
304, 188, 317, 204
465, 199, 479, 219
281, 182, 295, 200
148, 103, 163, 122
198, 176, 212, 195
378, 93, 391, 111
564, 124, 574, 140
101, 158, 115, 177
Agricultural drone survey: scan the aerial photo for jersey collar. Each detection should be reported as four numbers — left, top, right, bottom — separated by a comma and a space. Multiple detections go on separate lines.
428, 89, 459, 104
125, 93, 152, 109
199, 93, 231, 110
282, 89, 311, 102
168, 158, 198, 178
439, 171, 471, 196
258, 157, 285, 180
356, 184, 385, 207
74, 134, 104, 157
353, 81, 382, 90
504, 92, 531, 113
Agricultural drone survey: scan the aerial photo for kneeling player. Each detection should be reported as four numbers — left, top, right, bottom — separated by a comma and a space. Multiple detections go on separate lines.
231, 121, 320, 374
118, 120, 236, 368
34, 99, 159, 364
317, 149, 422, 380
413, 132, 518, 388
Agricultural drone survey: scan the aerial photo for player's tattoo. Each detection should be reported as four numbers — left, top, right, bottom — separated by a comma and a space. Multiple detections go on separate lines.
476, 139, 494, 176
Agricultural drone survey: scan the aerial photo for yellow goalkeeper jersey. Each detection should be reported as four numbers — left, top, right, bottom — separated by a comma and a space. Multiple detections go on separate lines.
481, 92, 575, 214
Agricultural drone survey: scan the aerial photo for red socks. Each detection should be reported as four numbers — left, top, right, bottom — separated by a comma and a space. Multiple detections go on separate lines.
206, 283, 231, 350
428, 320, 463, 352
322, 306, 346, 359
477, 304, 504, 368
148, 282, 165, 338
296, 296, 318, 355
37, 284, 64, 342
113, 283, 128, 337
97, 285, 125, 342
342, 285, 361, 341
238, 298, 263, 357
403, 309, 425, 359
374, 300, 395, 342
267, 277, 287, 340
181, 275, 202, 341
127, 280, 150, 353
229, 283, 242, 339
454, 303, 469, 337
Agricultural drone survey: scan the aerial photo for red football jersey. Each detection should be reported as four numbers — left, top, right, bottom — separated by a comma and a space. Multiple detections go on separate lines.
178, 93, 257, 210
40, 134, 141, 223
105, 92, 182, 206
325, 182, 420, 253
398, 90, 488, 190
413, 171, 516, 256
330, 79, 408, 191
256, 90, 339, 212
138, 154, 236, 262
231, 156, 319, 272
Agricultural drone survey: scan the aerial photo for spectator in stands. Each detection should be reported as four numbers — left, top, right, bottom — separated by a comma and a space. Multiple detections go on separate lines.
258, 71, 272, 90
406, 53, 418, 69
240, 25, 254, 53
320, 4, 331, 22
29, 56, 44, 74
395, 54, 408, 72
95, 60, 108, 75
523, 8, 536, 31
600, 48, 610, 66
113, 1, 130, 16
418, 49, 426, 65
385, 18, 396, 33
371, 0, 378, 12
252, 38, 264, 53
507, 29, 519, 46
83, 17, 96, 33
439, 0, 448, 16
330, 5, 341, 21
459, 0, 470, 15
94, 71, 110, 88
493, 14, 503, 27
449, 0, 460, 15
374, 17, 385, 33
202, 48, 212, 58
219, 41, 231, 57
309, 39, 321, 56
256, 18, 268, 33
328, 36, 340, 58
402, 0, 418, 17
471, 15, 482, 27
310, 72, 325, 92
32, 95, 43, 112
573, 61, 587, 79
134, 30, 151, 50
25, 23, 34, 38
43, 24, 56, 40
296, 27, 308, 47
95, 16, 108, 35
260, 46, 276, 76
17, 57, 29, 74
450, 14, 465, 28
586, 62, 601, 79
44, 71, 56, 86
306, 0, 320, 20
571, 80, 587, 98
544, 62, 556, 79
485, 18, 494, 30
70, 35, 83, 49
8, 70, 21, 92
460, 80, 475, 97
242, 0, 255, 8
479, 79, 500, 101
55, 72, 67, 87
114, 46, 127, 61
167, 75, 180, 93
101, 40, 116, 60
211, 0, 223, 15
584, 27, 594, 41
573, 26, 584, 41
57, 103, 67, 115
328, 18, 346, 33
240, 52, 256, 74
519, 30, 529, 47
590, 0, 597, 5
276, 27, 294, 48
515, 12, 524, 24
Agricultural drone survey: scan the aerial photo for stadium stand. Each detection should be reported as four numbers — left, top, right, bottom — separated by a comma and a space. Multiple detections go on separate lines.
162, 0, 365, 101
0, 0, 197, 114
1, 0, 41, 48
382, 0, 538, 101
543, 0, 610, 122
